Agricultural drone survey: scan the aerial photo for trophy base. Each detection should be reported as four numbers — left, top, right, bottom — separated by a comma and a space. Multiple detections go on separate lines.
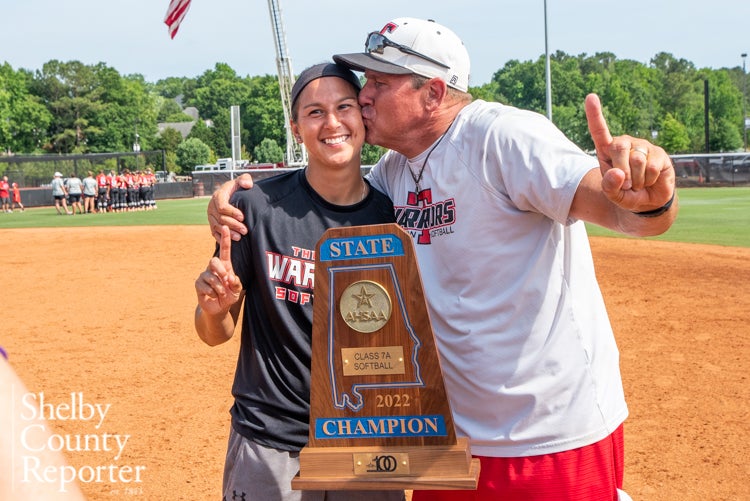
291, 438, 480, 491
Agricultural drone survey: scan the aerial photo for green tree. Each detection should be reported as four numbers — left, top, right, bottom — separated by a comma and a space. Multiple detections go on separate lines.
547, 53, 590, 147
31, 60, 106, 153
6, 53, 750, 163
0, 64, 52, 154
551, 104, 591, 151
185, 64, 255, 157
468, 81, 499, 103
29, 61, 156, 154
154, 127, 184, 172
491, 58, 546, 112
156, 126, 183, 152
361, 144, 386, 166
244, 75, 286, 155
95, 70, 157, 154
253, 137, 284, 163
153, 76, 190, 99
704, 70, 743, 152
657, 113, 691, 153
176, 137, 211, 172
548, 51, 586, 109
711, 116, 742, 152
607, 59, 661, 138
650, 53, 706, 151
186, 119, 219, 157
652, 53, 698, 115
156, 96, 190, 122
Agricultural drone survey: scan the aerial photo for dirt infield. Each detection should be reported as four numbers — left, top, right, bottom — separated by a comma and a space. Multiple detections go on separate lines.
2, 226, 748, 500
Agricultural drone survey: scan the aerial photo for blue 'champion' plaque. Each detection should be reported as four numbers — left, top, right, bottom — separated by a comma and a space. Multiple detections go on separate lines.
315, 415, 447, 440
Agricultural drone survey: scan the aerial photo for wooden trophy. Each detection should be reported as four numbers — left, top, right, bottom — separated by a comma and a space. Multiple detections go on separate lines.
292, 223, 479, 491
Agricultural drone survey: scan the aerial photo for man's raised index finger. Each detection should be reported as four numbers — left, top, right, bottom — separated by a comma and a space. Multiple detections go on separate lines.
585, 93, 613, 151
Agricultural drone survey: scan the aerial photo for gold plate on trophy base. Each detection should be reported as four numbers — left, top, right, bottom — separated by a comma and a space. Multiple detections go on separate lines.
291, 438, 480, 491
352, 452, 410, 475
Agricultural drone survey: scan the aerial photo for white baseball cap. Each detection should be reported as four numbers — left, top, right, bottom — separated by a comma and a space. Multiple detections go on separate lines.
333, 17, 470, 92
54, 172, 62, 177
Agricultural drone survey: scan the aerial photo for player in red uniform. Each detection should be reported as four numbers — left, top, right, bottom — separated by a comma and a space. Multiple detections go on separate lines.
10, 183, 24, 212
96, 170, 109, 213
0, 176, 10, 213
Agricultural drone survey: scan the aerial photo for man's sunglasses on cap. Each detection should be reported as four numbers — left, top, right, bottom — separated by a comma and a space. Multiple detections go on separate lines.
365, 32, 449, 69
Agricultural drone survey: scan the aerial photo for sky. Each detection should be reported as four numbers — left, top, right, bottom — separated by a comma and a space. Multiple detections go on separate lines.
1, 0, 749, 87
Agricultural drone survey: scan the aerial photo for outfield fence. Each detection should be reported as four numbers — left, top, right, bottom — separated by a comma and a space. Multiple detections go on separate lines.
0, 150, 166, 188
2, 151, 748, 208
672, 152, 750, 186
189, 153, 750, 193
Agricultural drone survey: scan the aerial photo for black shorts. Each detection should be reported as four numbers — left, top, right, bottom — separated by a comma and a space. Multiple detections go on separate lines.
68, 194, 81, 203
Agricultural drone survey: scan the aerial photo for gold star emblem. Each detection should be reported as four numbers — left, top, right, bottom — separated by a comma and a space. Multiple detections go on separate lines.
352, 285, 375, 308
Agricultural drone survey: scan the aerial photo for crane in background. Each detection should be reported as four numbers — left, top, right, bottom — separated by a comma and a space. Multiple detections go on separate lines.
267, 0, 307, 167
165, 0, 307, 168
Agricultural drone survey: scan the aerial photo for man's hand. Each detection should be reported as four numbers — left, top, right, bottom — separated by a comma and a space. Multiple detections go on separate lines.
207, 174, 254, 242
195, 226, 242, 316
585, 93, 675, 212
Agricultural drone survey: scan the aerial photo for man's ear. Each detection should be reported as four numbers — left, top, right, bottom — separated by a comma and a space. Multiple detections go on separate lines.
424, 78, 448, 111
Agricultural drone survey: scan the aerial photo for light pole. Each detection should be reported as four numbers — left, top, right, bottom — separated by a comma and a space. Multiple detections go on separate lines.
544, 0, 552, 121
742, 53, 747, 151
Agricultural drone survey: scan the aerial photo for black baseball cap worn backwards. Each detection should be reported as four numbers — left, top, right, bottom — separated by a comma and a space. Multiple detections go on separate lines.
291, 63, 362, 110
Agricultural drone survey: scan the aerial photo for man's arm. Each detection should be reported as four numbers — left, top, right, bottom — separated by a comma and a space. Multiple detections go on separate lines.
207, 174, 254, 242
570, 166, 677, 237
570, 94, 678, 236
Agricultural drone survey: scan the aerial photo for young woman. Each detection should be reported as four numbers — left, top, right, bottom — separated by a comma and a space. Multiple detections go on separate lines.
194, 63, 401, 501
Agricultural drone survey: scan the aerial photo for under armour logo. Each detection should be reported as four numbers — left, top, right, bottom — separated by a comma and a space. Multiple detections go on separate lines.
222, 491, 247, 501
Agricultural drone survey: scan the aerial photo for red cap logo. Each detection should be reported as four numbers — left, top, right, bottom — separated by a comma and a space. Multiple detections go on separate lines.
380, 22, 398, 35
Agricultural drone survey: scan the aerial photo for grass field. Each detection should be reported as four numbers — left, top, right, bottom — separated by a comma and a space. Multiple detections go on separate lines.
0, 197, 209, 228
1, 187, 748, 247
585, 186, 750, 247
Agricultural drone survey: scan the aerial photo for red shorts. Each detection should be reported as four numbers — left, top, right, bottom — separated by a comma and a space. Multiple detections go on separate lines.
412, 424, 624, 501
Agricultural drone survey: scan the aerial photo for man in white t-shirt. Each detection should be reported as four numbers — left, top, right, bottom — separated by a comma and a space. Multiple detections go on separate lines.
208, 18, 676, 501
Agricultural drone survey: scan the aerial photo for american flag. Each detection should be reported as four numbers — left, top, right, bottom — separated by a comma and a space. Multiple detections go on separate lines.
164, 0, 192, 39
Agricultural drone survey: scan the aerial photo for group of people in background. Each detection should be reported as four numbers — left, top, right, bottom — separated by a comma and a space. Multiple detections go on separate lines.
0, 175, 24, 213
51, 169, 158, 215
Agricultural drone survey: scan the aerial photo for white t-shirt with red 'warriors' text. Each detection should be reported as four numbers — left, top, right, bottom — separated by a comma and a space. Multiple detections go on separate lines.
367, 99, 627, 458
